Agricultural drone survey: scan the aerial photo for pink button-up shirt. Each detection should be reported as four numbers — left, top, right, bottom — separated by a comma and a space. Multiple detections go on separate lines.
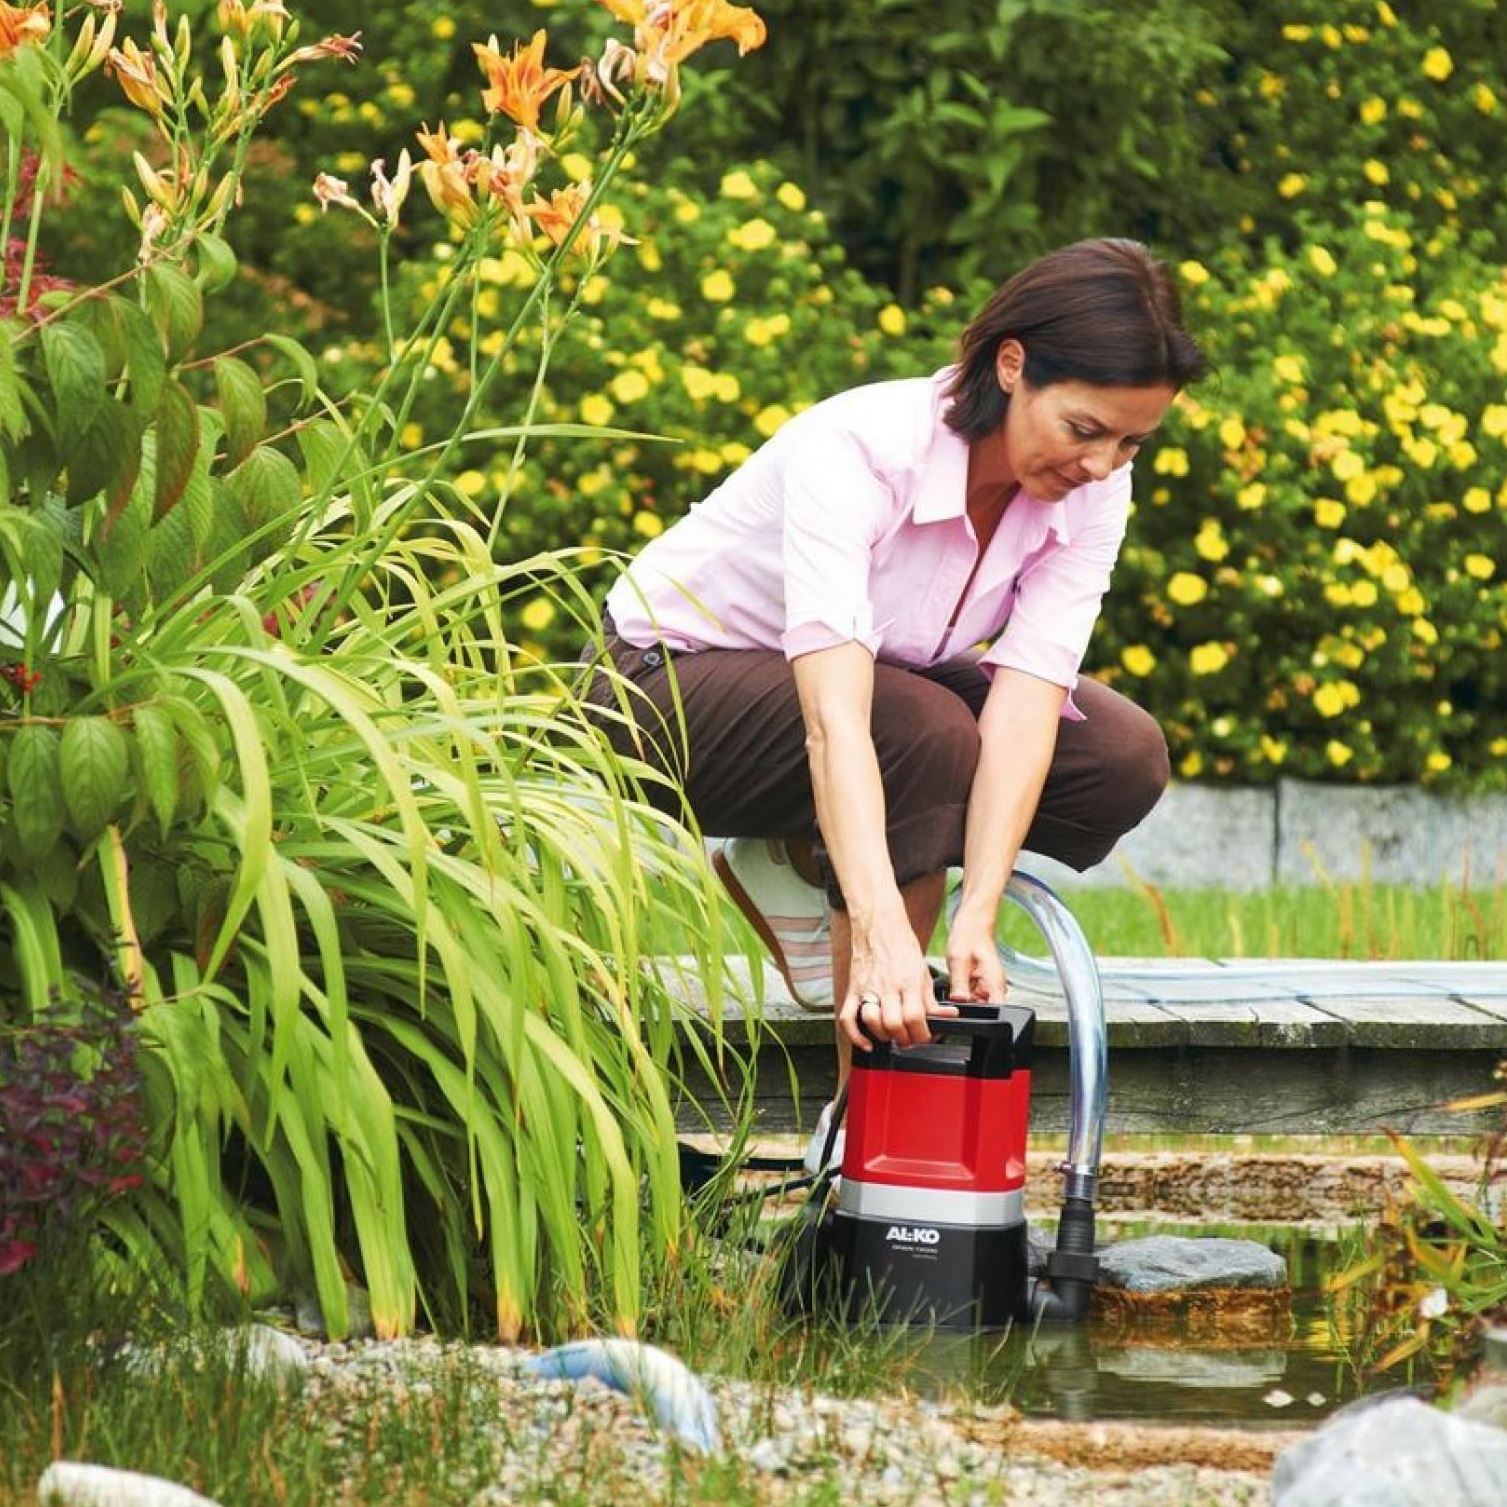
605, 370, 1133, 715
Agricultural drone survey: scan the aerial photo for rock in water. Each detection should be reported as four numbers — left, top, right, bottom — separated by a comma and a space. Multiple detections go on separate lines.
1097, 1234, 1288, 1292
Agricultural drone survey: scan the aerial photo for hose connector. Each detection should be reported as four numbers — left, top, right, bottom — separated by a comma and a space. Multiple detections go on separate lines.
1030, 1196, 1100, 1322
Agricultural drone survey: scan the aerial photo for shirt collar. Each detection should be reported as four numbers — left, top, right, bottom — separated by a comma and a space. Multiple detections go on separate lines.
910, 367, 1094, 546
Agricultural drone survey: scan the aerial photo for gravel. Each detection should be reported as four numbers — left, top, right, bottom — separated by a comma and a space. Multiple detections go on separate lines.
296, 1337, 1274, 1505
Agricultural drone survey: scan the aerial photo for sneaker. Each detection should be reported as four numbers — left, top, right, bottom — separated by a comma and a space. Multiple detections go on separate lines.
802, 1100, 845, 1180
713, 838, 834, 1011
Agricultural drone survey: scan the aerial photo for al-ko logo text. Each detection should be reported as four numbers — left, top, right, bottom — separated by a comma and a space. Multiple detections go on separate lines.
884, 1224, 941, 1246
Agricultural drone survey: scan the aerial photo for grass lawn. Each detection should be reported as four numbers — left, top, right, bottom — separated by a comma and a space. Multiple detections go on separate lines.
997, 879, 1506, 963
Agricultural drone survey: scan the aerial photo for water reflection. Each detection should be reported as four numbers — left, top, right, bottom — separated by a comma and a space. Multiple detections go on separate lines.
891, 1226, 1371, 1428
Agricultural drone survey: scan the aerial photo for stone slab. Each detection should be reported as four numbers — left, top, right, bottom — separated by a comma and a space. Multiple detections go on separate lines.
1026, 1047, 1504, 1139
1156, 1001, 1352, 1050
1301, 997, 1507, 1050
667, 951, 1507, 1135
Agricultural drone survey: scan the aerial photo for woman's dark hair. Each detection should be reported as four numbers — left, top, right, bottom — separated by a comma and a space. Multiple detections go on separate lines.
943, 238, 1211, 442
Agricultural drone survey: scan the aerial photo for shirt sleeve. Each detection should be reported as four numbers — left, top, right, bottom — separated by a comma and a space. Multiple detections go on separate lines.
777, 422, 896, 660
981, 470, 1132, 692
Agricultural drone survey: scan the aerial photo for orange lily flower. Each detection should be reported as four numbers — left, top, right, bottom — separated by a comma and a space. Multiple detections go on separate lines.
0, 2, 50, 58
523, 182, 634, 263
414, 122, 480, 231
597, 0, 766, 67
523, 183, 590, 248
473, 29, 581, 132
663, 0, 767, 62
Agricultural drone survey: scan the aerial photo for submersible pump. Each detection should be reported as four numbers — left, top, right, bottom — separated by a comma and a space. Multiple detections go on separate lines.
806, 871, 1107, 1328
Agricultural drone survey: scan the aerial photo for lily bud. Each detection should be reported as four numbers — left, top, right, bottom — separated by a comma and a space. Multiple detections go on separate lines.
370, 149, 412, 229
63, 15, 97, 81
133, 150, 174, 210
205, 171, 238, 220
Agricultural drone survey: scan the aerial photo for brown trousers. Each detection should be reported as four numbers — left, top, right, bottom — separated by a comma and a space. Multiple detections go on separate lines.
583, 632, 1169, 907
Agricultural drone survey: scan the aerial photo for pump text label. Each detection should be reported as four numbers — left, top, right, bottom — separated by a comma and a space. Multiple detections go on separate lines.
884, 1224, 941, 1246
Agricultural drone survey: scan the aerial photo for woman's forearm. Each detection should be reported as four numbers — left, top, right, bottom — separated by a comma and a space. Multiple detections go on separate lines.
954, 668, 1066, 928
793, 644, 909, 928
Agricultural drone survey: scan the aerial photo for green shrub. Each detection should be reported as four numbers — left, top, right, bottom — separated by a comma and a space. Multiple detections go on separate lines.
1, 0, 759, 1342
1101, 208, 1507, 789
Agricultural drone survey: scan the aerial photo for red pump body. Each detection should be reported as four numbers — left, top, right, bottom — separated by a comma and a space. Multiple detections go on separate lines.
829, 999, 1036, 1327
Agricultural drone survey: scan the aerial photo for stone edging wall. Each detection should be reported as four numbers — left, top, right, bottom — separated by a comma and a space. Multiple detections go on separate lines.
1023, 780, 1507, 892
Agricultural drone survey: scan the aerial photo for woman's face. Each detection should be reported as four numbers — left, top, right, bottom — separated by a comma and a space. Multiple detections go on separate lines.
995, 339, 1175, 502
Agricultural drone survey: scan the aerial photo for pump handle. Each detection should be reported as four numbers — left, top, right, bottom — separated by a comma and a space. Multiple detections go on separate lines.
924, 996, 1025, 1043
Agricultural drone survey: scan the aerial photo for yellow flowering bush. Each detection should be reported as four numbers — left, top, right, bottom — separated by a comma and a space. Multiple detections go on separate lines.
1221, 0, 1507, 253
1097, 207, 1507, 789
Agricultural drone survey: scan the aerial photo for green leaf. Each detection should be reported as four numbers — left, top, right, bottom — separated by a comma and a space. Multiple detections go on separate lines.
180, 449, 215, 557
161, 693, 222, 799
263, 333, 320, 411
204, 477, 250, 592
0, 877, 63, 1014
0, 47, 63, 186
295, 417, 352, 496
40, 319, 108, 448
96, 484, 149, 604
153, 379, 201, 523
132, 701, 180, 837
73, 398, 143, 514
195, 232, 238, 292
146, 495, 195, 601
74, 295, 128, 383
19, 507, 64, 611
143, 263, 204, 365
7, 723, 64, 861
0, 79, 23, 141
60, 715, 130, 842
227, 443, 302, 535
36, 839, 78, 910
213, 355, 267, 469
120, 301, 167, 417
0, 320, 30, 441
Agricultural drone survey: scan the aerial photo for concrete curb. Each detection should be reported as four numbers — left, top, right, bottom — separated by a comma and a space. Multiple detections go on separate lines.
1022, 779, 1507, 891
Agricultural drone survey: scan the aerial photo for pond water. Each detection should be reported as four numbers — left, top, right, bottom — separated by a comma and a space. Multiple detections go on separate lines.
898, 1223, 1385, 1429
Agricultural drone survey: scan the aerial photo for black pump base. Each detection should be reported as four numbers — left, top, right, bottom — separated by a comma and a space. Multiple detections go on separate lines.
787, 1210, 1031, 1329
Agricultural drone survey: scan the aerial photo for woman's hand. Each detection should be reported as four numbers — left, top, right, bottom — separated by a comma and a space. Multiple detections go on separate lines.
839, 920, 957, 1051
944, 902, 1009, 1006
